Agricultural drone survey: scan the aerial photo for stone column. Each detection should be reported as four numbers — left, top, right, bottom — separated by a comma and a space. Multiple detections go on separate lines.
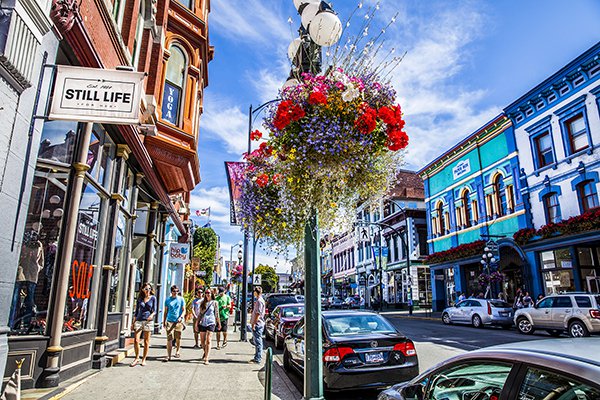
142, 202, 158, 283
92, 144, 129, 369
41, 122, 93, 387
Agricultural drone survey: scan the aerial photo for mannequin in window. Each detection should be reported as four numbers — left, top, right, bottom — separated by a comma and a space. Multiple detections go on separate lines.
9, 230, 45, 330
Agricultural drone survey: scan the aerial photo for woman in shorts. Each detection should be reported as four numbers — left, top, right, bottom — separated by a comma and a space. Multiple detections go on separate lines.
197, 288, 220, 365
130, 282, 156, 366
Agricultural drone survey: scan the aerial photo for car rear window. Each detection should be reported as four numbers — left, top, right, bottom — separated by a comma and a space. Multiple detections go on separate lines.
268, 297, 297, 308
490, 300, 511, 308
281, 306, 304, 317
575, 296, 592, 308
324, 314, 396, 336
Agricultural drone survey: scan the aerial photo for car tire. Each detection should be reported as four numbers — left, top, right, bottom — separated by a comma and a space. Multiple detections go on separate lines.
546, 329, 562, 337
517, 317, 534, 335
569, 320, 590, 338
442, 312, 452, 325
472, 314, 483, 328
283, 348, 292, 372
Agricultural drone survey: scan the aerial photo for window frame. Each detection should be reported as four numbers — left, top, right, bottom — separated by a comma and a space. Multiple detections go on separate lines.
493, 174, 507, 217
556, 96, 593, 157
577, 180, 599, 213
526, 115, 556, 171
543, 192, 561, 224
162, 44, 188, 127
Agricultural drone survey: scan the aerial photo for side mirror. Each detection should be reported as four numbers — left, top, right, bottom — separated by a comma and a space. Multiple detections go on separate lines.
400, 384, 424, 400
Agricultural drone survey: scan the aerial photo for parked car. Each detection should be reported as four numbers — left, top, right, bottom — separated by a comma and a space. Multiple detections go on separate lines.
378, 337, 600, 400
264, 293, 304, 317
514, 293, 600, 337
321, 296, 330, 310
283, 310, 419, 392
265, 303, 304, 349
328, 296, 345, 309
441, 298, 513, 329
344, 296, 360, 309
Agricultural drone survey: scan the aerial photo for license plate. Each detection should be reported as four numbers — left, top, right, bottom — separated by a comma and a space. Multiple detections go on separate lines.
499, 311, 510, 316
365, 351, 384, 364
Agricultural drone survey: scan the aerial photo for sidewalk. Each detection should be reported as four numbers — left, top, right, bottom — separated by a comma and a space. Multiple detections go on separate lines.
380, 309, 442, 321
30, 322, 300, 400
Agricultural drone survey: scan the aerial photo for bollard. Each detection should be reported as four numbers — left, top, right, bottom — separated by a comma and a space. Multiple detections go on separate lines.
264, 347, 273, 400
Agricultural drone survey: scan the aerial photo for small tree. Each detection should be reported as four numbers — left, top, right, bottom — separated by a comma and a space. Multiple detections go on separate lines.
253, 264, 279, 293
193, 227, 218, 286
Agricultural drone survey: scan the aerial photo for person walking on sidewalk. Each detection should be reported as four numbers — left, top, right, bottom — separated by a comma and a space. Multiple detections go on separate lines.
249, 286, 265, 364
163, 285, 185, 361
215, 286, 231, 349
130, 282, 156, 367
197, 288, 220, 365
191, 288, 203, 348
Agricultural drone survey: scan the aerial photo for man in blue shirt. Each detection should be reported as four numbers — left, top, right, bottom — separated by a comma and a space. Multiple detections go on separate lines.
163, 285, 185, 361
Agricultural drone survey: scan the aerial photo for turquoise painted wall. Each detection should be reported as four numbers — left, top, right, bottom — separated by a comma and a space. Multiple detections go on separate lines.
480, 133, 509, 169
488, 216, 520, 237
457, 229, 481, 245
432, 236, 453, 253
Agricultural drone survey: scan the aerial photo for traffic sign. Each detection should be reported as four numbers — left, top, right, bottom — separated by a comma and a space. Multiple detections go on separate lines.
253, 274, 262, 285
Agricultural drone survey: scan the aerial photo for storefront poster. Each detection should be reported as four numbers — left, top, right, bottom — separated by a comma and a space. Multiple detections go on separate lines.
49, 65, 145, 124
169, 243, 190, 264
76, 212, 98, 248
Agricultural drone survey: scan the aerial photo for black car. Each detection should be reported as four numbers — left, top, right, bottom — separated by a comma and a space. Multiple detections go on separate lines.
264, 293, 304, 317
283, 310, 419, 392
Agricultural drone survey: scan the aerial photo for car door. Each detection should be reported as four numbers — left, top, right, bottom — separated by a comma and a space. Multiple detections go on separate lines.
514, 365, 600, 399
531, 297, 554, 328
289, 318, 305, 369
466, 300, 483, 322
451, 300, 469, 322
550, 296, 573, 329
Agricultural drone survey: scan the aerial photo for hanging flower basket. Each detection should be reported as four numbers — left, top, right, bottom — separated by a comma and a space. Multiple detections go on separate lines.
477, 271, 504, 287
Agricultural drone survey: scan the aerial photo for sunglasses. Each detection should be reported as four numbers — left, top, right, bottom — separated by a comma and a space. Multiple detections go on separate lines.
143, 287, 151, 291
171, 290, 179, 293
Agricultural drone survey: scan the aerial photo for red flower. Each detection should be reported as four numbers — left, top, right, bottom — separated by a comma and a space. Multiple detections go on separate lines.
354, 104, 377, 135
308, 91, 328, 105
272, 174, 283, 185
387, 128, 409, 151
378, 104, 405, 129
256, 173, 269, 188
259, 142, 273, 156
289, 104, 305, 121
250, 130, 262, 141
273, 100, 304, 130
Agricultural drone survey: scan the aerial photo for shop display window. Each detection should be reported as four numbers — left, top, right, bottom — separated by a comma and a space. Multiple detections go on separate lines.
88, 125, 113, 188
540, 248, 575, 294
38, 120, 78, 165
109, 211, 128, 312
9, 170, 69, 335
417, 267, 432, 306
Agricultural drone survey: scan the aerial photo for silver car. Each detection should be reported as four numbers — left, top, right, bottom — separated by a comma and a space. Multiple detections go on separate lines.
514, 293, 600, 337
442, 299, 513, 329
379, 338, 600, 400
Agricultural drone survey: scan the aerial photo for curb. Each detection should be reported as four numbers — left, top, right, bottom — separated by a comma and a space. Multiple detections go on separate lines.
386, 314, 440, 321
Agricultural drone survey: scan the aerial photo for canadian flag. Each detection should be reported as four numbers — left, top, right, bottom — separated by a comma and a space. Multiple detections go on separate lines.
196, 207, 210, 217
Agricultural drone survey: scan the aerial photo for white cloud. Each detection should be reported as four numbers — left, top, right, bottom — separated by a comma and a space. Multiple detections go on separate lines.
201, 95, 248, 155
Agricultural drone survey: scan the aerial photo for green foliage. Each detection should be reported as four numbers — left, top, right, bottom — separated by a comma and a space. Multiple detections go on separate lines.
252, 264, 279, 293
182, 290, 195, 321
193, 227, 218, 286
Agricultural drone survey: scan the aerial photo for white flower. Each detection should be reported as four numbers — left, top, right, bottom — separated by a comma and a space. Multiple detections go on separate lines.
341, 86, 360, 102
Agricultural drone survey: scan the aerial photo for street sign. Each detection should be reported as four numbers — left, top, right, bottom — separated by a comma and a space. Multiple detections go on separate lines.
357, 226, 371, 244
253, 274, 262, 285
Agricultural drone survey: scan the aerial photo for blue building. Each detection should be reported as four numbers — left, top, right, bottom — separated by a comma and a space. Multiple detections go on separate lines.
505, 41, 600, 297
419, 115, 529, 311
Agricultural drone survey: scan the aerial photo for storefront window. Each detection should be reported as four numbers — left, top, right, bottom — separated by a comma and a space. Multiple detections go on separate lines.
540, 248, 575, 294
8, 170, 69, 335
109, 211, 128, 312
578, 247, 599, 293
64, 182, 104, 331
417, 267, 432, 306
38, 120, 78, 165
88, 125, 113, 188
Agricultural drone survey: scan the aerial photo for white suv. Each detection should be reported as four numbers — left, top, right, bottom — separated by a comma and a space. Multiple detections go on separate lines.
514, 293, 600, 337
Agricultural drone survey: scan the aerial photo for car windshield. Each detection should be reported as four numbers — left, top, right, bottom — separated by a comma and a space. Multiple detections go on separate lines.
281, 306, 304, 317
489, 300, 511, 308
324, 314, 396, 336
269, 297, 297, 308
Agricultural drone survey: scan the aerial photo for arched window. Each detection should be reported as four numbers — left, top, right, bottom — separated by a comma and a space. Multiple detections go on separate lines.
494, 174, 507, 217
578, 180, 599, 212
162, 45, 187, 126
462, 190, 472, 228
132, 0, 146, 69
436, 201, 446, 235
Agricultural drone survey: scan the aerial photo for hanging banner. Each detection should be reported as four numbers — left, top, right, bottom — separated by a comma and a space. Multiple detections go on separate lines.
49, 65, 145, 124
168, 243, 190, 264
225, 161, 247, 226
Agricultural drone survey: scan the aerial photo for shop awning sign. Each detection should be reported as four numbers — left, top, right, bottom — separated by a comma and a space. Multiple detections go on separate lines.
49, 65, 145, 124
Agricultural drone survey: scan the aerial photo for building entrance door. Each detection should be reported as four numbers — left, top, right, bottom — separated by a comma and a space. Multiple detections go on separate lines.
502, 264, 524, 302
587, 276, 600, 293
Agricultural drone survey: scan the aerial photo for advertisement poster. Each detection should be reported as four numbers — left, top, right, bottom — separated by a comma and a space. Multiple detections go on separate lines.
225, 161, 247, 225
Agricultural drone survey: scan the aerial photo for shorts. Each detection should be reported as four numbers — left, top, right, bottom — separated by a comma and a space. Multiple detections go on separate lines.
198, 324, 216, 332
133, 320, 153, 333
165, 321, 184, 339
218, 318, 228, 332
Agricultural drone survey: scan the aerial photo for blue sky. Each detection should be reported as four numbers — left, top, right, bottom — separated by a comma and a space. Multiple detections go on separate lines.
189, 0, 600, 274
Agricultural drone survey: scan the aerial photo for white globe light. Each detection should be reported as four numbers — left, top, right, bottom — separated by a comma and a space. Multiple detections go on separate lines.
287, 38, 302, 62
490, 257, 496, 263
301, 2, 320, 29
293, 0, 319, 11
487, 252, 493, 258
308, 12, 342, 47
480, 260, 486, 265
282, 78, 300, 90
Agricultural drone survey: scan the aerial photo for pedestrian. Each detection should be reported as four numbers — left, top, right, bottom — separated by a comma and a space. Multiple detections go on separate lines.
497, 292, 506, 302
408, 298, 414, 316
215, 286, 231, 349
523, 291, 533, 308
457, 292, 466, 302
191, 287, 203, 348
130, 282, 156, 367
248, 286, 265, 364
197, 288, 220, 365
163, 285, 185, 362
476, 292, 484, 299
513, 289, 524, 310
536, 294, 544, 303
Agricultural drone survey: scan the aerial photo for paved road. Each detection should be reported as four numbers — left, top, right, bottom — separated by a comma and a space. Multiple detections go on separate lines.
270, 316, 565, 400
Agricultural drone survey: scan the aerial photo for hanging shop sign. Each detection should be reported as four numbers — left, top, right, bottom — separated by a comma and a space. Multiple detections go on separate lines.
169, 243, 190, 264
49, 65, 145, 124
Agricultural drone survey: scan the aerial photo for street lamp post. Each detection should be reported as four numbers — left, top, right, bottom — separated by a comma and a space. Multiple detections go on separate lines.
481, 246, 496, 299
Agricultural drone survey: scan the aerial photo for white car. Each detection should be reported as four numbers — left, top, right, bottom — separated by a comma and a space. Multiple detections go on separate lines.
442, 299, 513, 329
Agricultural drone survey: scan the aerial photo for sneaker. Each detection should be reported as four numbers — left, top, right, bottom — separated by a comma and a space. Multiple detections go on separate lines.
248, 359, 259, 364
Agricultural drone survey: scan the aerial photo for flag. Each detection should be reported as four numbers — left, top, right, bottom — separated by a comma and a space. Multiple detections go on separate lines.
1, 358, 24, 400
195, 207, 210, 217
